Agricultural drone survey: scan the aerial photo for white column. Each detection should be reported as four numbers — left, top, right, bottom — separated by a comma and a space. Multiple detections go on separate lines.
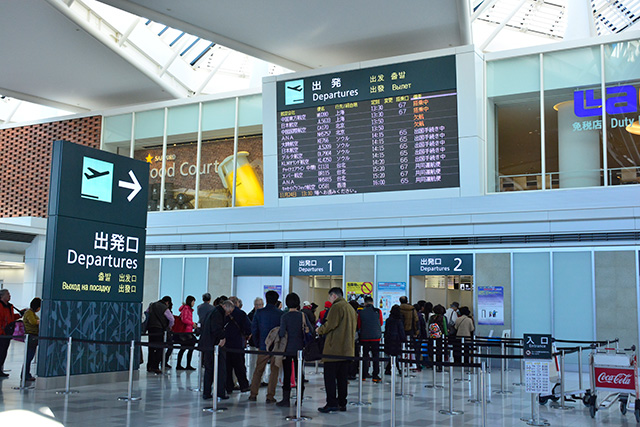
556, 101, 601, 188
23, 235, 46, 300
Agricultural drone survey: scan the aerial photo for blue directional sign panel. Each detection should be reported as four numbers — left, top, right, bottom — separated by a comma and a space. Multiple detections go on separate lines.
43, 140, 149, 302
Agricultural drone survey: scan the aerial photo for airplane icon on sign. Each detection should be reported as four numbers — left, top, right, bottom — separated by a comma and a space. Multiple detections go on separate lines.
287, 84, 302, 92
84, 167, 110, 180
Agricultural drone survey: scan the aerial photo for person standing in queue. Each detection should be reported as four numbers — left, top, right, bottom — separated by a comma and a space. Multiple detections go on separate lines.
22, 297, 41, 381
146, 296, 174, 374
358, 296, 383, 383
317, 287, 357, 413
225, 296, 252, 394
248, 290, 283, 403
197, 293, 214, 324
199, 299, 235, 401
276, 292, 314, 407
0, 289, 21, 377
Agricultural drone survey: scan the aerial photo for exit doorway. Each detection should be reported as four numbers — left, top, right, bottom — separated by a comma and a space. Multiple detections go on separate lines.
410, 274, 474, 313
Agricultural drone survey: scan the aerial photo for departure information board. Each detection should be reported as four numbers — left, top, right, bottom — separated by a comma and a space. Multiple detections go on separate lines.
277, 55, 459, 198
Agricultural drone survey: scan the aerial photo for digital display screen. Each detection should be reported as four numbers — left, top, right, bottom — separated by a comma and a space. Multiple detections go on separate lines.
277, 56, 459, 198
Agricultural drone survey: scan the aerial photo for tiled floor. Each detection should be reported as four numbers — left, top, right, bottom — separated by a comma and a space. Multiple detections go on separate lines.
0, 342, 636, 426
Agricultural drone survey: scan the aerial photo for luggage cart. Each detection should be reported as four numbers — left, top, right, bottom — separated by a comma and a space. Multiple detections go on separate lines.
538, 345, 590, 406
585, 345, 639, 421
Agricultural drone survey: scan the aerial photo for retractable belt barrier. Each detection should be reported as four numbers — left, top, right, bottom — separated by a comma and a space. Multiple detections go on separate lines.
2, 332, 622, 427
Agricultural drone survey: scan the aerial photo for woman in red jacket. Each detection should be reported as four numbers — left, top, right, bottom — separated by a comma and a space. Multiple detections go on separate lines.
175, 295, 197, 370
0, 289, 22, 377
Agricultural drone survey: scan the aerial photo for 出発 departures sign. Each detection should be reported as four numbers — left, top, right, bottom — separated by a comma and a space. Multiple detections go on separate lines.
43, 140, 149, 302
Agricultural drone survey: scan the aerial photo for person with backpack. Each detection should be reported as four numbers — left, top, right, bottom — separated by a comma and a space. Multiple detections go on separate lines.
358, 296, 383, 382
428, 304, 448, 371
146, 296, 174, 374
174, 295, 197, 370
383, 305, 405, 376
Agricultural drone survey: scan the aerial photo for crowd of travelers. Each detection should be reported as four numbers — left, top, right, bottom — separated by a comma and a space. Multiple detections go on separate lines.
0, 285, 475, 414
142, 288, 475, 413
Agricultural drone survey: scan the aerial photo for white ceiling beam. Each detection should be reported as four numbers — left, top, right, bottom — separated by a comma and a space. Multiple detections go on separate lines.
471, 0, 500, 21
479, 0, 530, 51
458, 0, 473, 45
0, 87, 89, 113
100, 0, 313, 71
45, 0, 190, 98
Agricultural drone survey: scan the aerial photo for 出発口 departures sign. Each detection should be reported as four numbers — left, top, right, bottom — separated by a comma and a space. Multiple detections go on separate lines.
43, 140, 149, 302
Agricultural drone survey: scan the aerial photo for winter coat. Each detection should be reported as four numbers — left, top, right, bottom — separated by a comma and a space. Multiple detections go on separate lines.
0, 301, 20, 332
383, 316, 406, 356
317, 297, 357, 362
251, 304, 283, 351
198, 305, 227, 351
358, 305, 383, 341
178, 304, 195, 332
225, 307, 251, 349
454, 315, 475, 338
265, 326, 287, 369
399, 303, 418, 336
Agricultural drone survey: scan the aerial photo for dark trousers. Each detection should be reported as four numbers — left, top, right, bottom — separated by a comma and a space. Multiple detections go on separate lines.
282, 356, 305, 398
0, 336, 11, 370
362, 341, 380, 377
147, 328, 165, 371
412, 336, 422, 368
323, 360, 349, 408
176, 334, 197, 368
226, 350, 249, 392
203, 349, 227, 398
23, 336, 38, 378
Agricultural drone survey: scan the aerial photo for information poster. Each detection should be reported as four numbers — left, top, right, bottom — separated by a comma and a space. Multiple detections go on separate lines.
377, 282, 406, 322
263, 284, 282, 301
477, 286, 504, 325
346, 281, 373, 304
525, 360, 551, 394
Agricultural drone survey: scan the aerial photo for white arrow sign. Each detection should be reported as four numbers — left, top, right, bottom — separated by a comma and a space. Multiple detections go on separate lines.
118, 170, 142, 202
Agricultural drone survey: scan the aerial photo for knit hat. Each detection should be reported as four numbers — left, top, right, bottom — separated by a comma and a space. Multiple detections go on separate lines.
324, 301, 332, 309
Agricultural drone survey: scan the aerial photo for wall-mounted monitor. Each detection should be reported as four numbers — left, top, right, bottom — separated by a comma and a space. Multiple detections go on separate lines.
276, 55, 459, 198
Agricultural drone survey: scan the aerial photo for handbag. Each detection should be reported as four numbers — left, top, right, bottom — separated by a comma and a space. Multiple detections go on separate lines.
301, 313, 322, 361
12, 320, 25, 342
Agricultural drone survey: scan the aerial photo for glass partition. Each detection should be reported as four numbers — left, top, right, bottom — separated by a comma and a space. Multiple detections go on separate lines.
604, 41, 640, 186
544, 47, 602, 189
487, 55, 541, 192
105, 94, 265, 211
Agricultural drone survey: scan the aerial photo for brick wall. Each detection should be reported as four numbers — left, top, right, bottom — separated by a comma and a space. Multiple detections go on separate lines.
0, 116, 102, 218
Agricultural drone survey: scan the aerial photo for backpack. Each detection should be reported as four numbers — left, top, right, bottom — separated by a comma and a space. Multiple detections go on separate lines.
429, 322, 443, 339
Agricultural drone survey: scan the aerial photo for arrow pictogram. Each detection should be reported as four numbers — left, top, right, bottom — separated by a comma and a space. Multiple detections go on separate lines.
118, 170, 142, 202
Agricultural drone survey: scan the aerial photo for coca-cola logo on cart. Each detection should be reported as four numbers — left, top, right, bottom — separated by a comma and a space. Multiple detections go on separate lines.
595, 367, 635, 390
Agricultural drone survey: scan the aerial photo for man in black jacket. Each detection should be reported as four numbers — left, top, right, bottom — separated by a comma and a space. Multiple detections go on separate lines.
225, 297, 252, 394
146, 296, 173, 374
200, 299, 235, 400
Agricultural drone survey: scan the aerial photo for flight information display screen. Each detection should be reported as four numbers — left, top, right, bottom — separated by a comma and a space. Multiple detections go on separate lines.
276, 55, 459, 198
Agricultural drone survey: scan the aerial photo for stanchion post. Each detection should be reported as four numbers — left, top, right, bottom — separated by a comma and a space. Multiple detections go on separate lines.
350, 345, 372, 406
552, 349, 573, 411
189, 350, 203, 392
118, 340, 141, 401
455, 337, 470, 383
56, 337, 78, 395
481, 361, 487, 427
203, 345, 227, 413
494, 341, 511, 394
390, 355, 397, 427
578, 346, 583, 390
425, 338, 443, 389
12, 334, 34, 391
439, 349, 463, 415
514, 339, 525, 386
161, 331, 167, 375
286, 350, 312, 421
